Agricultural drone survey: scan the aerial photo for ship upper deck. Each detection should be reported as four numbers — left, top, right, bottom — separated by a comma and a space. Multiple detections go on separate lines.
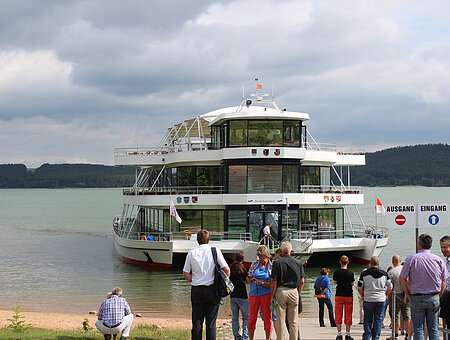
114, 97, 365, 167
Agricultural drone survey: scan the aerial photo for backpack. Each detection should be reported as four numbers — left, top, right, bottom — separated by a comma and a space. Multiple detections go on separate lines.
211, 247, 234, 299
314, 276, 325, 296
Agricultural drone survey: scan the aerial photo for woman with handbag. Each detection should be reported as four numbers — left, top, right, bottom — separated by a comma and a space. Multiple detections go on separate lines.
230, 251, 249, 340
247, 245, 273, 340
314, 267, 337, 328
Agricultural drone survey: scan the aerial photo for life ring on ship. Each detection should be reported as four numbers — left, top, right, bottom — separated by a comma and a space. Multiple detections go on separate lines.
141, 235, 148, 241
184, 229, 192, 240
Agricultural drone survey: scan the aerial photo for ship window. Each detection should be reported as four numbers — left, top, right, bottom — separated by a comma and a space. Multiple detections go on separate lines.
318, 209, 336, 237
178, 210, 202, 232
301, 166, 320, 187
247, 165, 282, 193
300, 209, 318, 232
248, 120, 283, 146
283, 121, 300, 147
229, 120, 248, 146
320, 167, 331, 190
212, 125, 221, 150
283, 165, 299, 192
177, 167, 196, 187
203, 210, 224, 234
336, 208, 344, 238
281, 210, 299, 239
228, 210, 247, 232
197, 167, 222, 191
229, 165, 247, 193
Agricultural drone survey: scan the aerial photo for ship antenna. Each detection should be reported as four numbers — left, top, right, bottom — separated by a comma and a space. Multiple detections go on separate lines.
242, 84, 245, 100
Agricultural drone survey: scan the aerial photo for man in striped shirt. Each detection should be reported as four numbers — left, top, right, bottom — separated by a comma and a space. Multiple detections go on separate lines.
95, 287, 134, 340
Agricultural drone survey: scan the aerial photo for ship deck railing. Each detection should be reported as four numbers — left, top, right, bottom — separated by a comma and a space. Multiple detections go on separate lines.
114, 144, 365, 156
123, 186, 225, 195
290, 224, 388, 240
114, 226, 253, 242
123, 185, 362, 195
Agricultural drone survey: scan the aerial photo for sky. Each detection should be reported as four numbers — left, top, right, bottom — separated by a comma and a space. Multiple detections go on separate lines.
0, 0, 449, 167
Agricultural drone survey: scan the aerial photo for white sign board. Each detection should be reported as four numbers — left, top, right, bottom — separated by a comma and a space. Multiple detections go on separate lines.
385, 205, 417, 228
417, 204, 448, 228
385, 203, 449, 229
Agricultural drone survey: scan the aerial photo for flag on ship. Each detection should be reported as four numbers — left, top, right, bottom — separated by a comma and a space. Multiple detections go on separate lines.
376, 197, 386, 216
170, 199, 182, 223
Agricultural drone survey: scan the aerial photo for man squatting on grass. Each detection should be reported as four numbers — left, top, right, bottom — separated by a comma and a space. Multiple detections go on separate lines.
95, 287, 134, 340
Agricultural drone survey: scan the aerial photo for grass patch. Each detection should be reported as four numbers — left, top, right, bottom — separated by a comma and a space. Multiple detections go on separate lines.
0, 325, 191, 339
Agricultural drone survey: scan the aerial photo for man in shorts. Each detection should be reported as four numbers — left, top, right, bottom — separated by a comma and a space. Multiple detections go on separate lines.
333, 255, 355, 340
388, 255, 411, 340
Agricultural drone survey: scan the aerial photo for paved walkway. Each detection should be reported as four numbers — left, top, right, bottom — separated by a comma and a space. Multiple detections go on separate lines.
253, 317, 395, 340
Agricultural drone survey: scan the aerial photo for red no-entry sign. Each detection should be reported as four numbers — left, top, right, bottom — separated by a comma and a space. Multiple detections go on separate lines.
395, 214, 406, 225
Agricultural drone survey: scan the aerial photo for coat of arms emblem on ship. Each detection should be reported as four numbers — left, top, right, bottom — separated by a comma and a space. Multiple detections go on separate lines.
184, 197, 190, 203
274, 149, 280, 156
263, 149, 269, 156
177, 197, 182, 204
251, 149, 257, 156
192, 196, 198, 203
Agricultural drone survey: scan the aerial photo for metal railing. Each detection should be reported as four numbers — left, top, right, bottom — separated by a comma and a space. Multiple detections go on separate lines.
300, 185, 362, 194
123, 186, 225, 195
114, 227, 253, 242
115, 144, 364, 156
123, 185, 360, 195
288, 224, 388, 240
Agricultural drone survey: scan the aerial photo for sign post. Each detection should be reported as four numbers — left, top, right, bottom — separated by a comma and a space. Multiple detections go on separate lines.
385, 203, 448, 252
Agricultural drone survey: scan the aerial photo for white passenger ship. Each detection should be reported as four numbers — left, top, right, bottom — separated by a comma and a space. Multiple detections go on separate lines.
113, 86, 388, 268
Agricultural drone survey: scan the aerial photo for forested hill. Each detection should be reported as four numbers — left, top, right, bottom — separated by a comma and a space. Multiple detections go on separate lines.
0, 144, 448, 188
0, 163, 134, 188
350, 144, 450, 187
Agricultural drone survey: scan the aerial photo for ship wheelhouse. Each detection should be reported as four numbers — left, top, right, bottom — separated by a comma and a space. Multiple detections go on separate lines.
115, 97, 368, 245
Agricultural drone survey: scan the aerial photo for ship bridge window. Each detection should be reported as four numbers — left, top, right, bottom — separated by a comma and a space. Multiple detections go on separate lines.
248, 121, 283, 146
283, 121, 300, 147
229, 121, 248, 146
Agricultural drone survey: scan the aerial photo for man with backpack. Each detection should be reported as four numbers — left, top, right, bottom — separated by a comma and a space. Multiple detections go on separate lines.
183, 230, 230, 340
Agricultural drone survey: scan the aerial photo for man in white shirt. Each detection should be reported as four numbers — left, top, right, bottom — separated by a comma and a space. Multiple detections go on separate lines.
263, 223, 272, 247
183, 230, 230, 340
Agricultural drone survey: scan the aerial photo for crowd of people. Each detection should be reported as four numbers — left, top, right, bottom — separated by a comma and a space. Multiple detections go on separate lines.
92, 232, 450, 340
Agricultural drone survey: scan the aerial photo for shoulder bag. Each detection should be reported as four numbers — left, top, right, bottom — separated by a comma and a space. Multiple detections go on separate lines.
211, 247, 234, 299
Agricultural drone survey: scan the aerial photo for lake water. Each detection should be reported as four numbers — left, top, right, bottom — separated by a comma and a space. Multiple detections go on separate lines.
0, 187, 448, 318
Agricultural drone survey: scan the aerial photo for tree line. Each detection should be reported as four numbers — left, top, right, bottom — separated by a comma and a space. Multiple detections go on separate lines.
0, 144, 448, 188
0, 163, 135, 188
348, 143, 450, 187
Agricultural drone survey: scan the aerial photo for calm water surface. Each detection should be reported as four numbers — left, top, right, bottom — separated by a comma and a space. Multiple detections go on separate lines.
0, 187, 448, 317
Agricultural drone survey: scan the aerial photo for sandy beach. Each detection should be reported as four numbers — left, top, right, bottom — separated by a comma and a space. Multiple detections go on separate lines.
0, 309, 203, 330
